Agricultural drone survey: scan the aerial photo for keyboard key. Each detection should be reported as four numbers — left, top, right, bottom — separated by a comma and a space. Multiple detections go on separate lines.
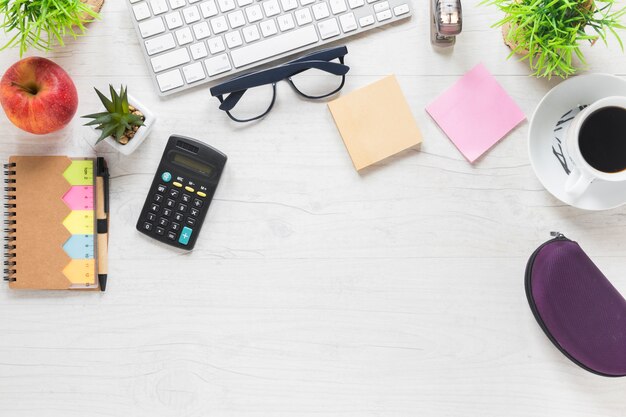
329, 0, 347, 14
190, 42, 208, 59
174, 213, 184, 222
185, 186, 195, 193
207, 36, 226, 53
133, 2, 151, 21
182, 62, 207, 83
312, 3, 330, 20
150, 0, 168, 15
178, 226, 193, 245
245, 5, 263, 23
156, 69, 184, 92
147, 212, 157, 221
171, 222, 181, 231
190, 208, 200, 217
131, 0, 142, 3
186, 217, 196, 226
228, 10, 246, 28
318, 18, 340, 39
143, 222, 154, 231
376, 9, 391, 21
144, 33, 176, 55
169, 188, 180, 198
156, 226, 165, 235
200, 0, 218, 17
139, 17, 166, 38
192, 21, 211, 39
339, 12, 357, 32
359, 14, 374, 26
169, 0, 186, 8
167, 231, 177, 241
348, 0, 364, 8
218, 0, 236, 12
150, 203, 160, 212
210, 15, 228, 33
237, 0, 253, 6
154, 194, 164, 203
225, 30, 243, 48
373, 1, 388, 12
182, 194, 192, 203
300, 0, 315, 5
175, 27, 193, 45
162, 208, 173, 217
193, 198, 203, 208
393, 3, 409, 15
263, 0, 281, 17
277, 13, 295, 31
295, 8, 312, 25
231, 25, 318, 68
242, 25, 260, 42
204, 54, 232, 75
165, 11, 183, 29
159, 217, 169, 227
157, 184, 167, 193
166, 198, 176, 208
177, 203, 188, 212
281, 0, 298, 11
260, 19, 278, 37
183, 5, 201, 23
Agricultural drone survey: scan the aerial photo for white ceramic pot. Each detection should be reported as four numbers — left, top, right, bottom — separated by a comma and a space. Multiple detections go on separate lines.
88, 94, 156, 155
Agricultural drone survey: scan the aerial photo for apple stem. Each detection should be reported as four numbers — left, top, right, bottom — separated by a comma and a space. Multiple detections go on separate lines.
11, 81, 38, 95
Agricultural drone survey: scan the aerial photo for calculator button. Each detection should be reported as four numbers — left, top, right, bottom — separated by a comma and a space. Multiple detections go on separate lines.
178, 226, 193, 245
197, 191, 207, 198
193, 198, 203, 208
169, 189, 180, 198
173, 181, 183, 188
150, 203, 160, 212
146, 212, 157, 221
171, 222, 181, 231
154, 194, 164, 203
166, 198, 176, 208
159, 217, 169, 227
157, 184, 167, 193
156, 227, 165, 235
190, 208, 200, 217
185, 186, 195, 193
161, 171, 172, 182
182, 193, 192, 203
167, 231, 177, 241
177, 203, 188, 212
162, 208, 173, 217
143, 222, 153, 231
174, 212, 184, 222
186, 217, 196, 226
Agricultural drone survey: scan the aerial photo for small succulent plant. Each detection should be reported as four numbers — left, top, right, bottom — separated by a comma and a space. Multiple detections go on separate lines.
82, 85, 145, 144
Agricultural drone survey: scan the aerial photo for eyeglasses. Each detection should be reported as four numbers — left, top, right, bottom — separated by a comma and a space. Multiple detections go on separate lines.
209, 46, 349, 122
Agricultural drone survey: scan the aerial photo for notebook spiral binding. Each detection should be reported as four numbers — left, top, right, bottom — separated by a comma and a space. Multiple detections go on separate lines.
3, 163, 16, 282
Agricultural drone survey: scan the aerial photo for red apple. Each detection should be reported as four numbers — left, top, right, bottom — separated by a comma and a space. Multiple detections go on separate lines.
0, 57, 78, 135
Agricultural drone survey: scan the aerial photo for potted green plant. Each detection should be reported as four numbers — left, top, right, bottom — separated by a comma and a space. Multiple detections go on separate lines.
0, 0, 103, 56
481, 0, 626, 78
82, 85, 156, 155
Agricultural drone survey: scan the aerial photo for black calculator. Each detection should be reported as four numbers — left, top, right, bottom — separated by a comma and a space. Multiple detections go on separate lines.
136, 135, 227, 249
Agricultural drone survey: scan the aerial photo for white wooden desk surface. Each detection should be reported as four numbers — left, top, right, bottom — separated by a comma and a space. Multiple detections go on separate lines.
1, 1, 626, 415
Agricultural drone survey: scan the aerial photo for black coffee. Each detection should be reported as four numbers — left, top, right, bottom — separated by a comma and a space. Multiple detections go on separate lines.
579, 106, 626, 173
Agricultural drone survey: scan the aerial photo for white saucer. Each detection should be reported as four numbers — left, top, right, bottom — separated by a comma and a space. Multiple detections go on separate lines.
528, 73, 626, 210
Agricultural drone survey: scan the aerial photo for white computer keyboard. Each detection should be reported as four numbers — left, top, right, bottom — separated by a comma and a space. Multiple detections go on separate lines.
127, 0, 412, 96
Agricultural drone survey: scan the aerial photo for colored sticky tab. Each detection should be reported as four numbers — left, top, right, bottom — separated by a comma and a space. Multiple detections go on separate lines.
63, 160, 94, 185
63, 259, 96, 284
63, 235, 95, 259
62, 186, 94, 210
63, 211, 94, 234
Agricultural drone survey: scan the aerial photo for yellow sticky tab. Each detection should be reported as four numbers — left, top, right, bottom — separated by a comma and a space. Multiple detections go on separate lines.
63, 160, 94, 185
63, 259, 96, 284
63, 211, 94, 234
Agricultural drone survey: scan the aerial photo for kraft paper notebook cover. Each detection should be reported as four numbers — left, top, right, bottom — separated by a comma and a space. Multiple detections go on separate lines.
4, 156, 109, 290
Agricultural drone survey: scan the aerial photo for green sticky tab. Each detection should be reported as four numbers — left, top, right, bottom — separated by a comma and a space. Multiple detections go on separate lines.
63, 160, 94, 185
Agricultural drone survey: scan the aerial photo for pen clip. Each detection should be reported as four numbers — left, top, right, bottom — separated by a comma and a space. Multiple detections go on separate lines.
97, 157, 109, 214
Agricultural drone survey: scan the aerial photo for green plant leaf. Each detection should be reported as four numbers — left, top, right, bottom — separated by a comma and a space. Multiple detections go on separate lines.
94, 88, 114, 113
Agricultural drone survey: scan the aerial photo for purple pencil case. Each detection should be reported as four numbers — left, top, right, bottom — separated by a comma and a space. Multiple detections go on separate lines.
525, 233, 626, 377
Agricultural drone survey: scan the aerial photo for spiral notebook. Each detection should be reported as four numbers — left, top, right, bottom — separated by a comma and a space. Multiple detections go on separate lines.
4, 156, 109, 291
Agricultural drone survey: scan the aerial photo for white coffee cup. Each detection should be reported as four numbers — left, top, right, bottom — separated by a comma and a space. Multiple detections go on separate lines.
564, 96, 626, 199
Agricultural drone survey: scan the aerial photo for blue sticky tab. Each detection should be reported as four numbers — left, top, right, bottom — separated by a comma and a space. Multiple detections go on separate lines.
178, 227, 193, 246
63, 234, 95, 259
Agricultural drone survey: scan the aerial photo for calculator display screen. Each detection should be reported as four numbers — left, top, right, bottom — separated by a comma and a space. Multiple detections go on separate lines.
171, 152, 213, 176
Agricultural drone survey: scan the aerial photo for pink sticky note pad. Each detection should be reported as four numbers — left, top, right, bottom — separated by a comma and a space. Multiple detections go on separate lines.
62, 186, 94, 210
426, 64, 526, 163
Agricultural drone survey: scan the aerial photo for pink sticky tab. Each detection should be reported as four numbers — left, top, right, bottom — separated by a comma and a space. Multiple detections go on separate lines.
426, 63, 526, 163
62, 186, 94, 210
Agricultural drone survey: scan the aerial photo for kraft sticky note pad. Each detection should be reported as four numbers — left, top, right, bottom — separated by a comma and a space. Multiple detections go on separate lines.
328, 75, 423, 171
426, 63, 526, 163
